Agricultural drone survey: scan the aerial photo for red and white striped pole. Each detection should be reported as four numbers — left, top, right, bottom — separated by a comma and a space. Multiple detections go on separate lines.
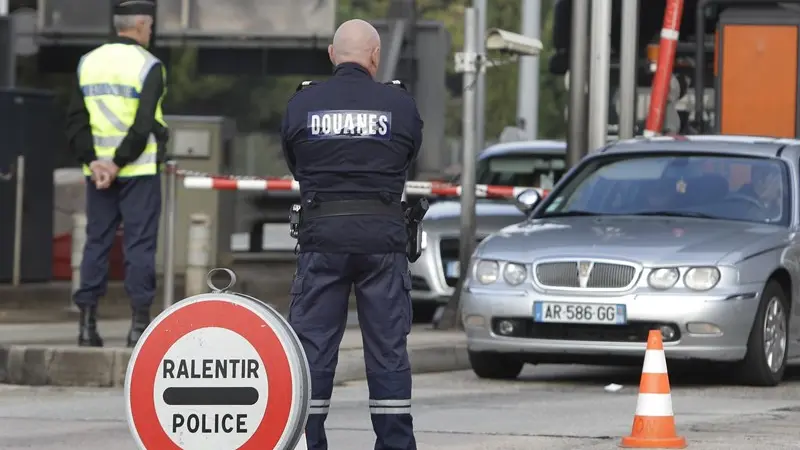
644, 0, 684, 137
181, 176, 548, 199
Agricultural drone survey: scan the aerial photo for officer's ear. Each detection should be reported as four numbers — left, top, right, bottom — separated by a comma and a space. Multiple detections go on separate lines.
371, 46, 381, 70
328, 44, 335, 65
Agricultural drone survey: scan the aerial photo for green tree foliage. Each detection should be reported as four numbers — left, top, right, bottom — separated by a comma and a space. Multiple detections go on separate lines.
164, 48, 236, 106
338, 0, 566, 139
16, 1, 566, 139
158, 48, 309, 131
537, 1, 568, 139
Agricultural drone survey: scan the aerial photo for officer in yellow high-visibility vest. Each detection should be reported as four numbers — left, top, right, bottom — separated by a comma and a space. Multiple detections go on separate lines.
64, 0, 168, 348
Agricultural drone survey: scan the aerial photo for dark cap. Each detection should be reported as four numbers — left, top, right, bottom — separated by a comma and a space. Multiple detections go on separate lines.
114, 0, 156, 16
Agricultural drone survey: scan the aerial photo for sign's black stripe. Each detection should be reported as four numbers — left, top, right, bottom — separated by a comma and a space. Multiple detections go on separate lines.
162, 387, 259, 406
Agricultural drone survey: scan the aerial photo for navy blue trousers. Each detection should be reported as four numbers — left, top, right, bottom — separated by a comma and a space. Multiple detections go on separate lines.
289, 252, 416, 450
73, 175, 161, 309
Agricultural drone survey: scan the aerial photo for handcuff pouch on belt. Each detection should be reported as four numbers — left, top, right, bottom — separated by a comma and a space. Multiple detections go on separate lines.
289, 204, 302, 239
403, 198, 429, 262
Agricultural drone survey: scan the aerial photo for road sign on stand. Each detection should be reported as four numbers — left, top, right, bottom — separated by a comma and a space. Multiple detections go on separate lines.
125, 269, 310, 450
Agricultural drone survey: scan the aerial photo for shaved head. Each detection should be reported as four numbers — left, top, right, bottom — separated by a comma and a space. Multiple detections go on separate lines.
329, 19, 382, 78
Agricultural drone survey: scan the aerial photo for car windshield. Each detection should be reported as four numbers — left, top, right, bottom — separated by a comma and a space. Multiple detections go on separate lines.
538, 154, 790, 225
475, 153, 566, 190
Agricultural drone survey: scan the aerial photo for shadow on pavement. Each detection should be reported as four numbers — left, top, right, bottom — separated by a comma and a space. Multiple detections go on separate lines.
504, 363, 800, 388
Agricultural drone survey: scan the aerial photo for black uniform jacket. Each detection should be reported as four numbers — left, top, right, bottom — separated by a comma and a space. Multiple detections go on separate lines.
281, 62, 424, 254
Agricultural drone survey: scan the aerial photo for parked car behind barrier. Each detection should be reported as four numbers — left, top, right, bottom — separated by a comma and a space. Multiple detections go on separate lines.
409, 140, 566, 321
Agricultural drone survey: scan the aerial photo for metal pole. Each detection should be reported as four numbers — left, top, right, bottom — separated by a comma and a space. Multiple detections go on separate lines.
437, 7, 478, 331
458, 7, 478, 298
11, 155, 23, 286
567, 0, 590, 167
474, 0, 486, 150
518, 0, 541, 140
618, 0, 640, 139
185, 213, 211, 297
587, 0, 613, 152
163, 160, 177, 309
70, 213, 87, 312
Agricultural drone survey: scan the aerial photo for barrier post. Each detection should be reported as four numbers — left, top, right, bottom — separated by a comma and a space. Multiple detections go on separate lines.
69, 213, 87, 312
643, 0, 684, 136
11, 155, 24, 286
163, 160, 177, 309
587, 0, 613, 151
185, 213, 211, 297
437, 7, 478, 331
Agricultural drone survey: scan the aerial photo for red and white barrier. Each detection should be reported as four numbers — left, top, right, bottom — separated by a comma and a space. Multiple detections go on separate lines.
183, 176, 300, 191
403, 181, 547, 198
643, 0, 684, 137
181, 176, 547, 199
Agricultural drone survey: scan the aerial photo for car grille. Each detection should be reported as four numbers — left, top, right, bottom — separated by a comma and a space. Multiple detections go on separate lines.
490, 318, 681, 343
439, 237, 484, 287
534, 261, 637, 289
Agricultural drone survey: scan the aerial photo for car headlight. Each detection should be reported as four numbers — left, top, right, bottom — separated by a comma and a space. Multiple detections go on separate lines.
647, 268, 679, 290
684, 267, 721, 291
421, 230, 428, 250
503, 263, 527, 285
475, 260, 499, 284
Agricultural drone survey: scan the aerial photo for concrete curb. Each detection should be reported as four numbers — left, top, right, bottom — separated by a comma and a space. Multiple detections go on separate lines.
0, 346, 131, 387
334, 343, 469, 384
0, 342, 469, 388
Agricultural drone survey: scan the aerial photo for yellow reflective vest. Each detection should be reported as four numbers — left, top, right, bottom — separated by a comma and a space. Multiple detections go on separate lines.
78, 42, 167, 177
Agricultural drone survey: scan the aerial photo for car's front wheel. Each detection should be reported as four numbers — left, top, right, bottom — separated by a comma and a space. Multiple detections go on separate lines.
737, 280, 789, 386
468, 351, 524, 380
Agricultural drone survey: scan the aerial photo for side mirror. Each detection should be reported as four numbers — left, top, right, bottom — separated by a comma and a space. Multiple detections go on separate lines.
514, 189, 541, 214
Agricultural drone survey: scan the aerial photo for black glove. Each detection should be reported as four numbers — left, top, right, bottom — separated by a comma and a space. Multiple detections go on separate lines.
153, 124, 170, 143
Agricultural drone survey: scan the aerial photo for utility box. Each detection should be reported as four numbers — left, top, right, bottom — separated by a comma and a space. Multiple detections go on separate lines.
0, 89, 57, 283
156, 115, 236, 276
716, 7, 800, 137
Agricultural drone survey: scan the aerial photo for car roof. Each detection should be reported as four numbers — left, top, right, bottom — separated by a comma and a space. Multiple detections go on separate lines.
479, 140, 567, 159
604, 134, 800, 157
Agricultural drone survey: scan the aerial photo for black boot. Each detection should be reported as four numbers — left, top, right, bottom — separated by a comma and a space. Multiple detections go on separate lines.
127, 308, 151, 348
78, 306, 104, 347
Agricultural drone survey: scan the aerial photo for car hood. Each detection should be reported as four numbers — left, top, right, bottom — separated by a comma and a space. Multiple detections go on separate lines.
422, 199, 524, 234
478, 216, 788, 266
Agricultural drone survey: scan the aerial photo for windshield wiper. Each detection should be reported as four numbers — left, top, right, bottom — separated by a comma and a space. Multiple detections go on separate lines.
631, 211, 716, 219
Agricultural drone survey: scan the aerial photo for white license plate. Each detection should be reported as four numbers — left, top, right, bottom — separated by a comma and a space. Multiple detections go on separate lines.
533, 302, 627, 325
445, 261, 460, 278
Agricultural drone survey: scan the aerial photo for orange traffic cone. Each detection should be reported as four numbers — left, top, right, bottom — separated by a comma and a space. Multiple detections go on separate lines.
620, 330, 687, 448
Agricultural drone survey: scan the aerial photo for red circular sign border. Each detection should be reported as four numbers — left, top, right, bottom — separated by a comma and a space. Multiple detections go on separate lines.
128, 299, 294, 449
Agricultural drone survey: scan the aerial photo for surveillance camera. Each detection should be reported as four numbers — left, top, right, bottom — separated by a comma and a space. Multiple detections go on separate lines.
485, 28, 543, 57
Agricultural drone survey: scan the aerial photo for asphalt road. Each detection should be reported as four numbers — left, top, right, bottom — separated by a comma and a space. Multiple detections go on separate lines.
3, 364, 800, 449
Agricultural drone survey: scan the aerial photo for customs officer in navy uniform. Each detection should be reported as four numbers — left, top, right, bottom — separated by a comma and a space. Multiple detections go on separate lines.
280, 18, 423, 450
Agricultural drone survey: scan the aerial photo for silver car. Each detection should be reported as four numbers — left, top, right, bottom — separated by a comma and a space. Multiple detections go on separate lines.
463, 135, 800, 386
409, 140, 566, 320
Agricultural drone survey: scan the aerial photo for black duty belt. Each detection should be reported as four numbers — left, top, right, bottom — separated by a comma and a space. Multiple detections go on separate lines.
303, 200, 403, 220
